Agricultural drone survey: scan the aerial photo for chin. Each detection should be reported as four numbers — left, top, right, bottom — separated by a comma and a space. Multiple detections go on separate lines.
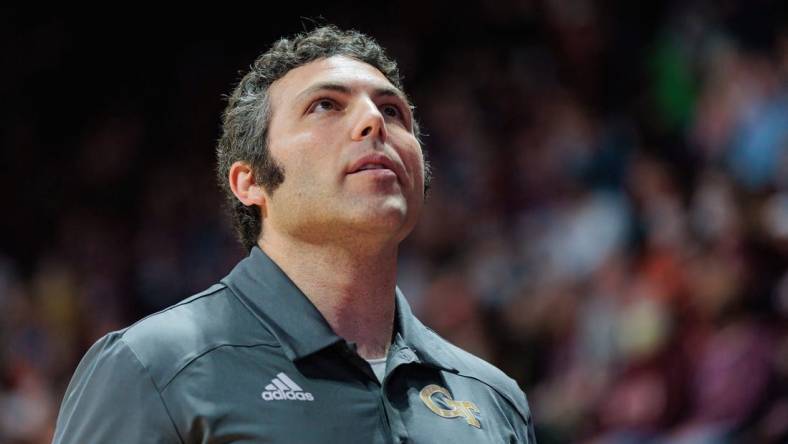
361, 212, 408, 232
339, 193, 421, 237
349, 203, 411, 232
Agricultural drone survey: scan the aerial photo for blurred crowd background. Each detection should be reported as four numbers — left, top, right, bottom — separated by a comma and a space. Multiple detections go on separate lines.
2, 1, 787, 443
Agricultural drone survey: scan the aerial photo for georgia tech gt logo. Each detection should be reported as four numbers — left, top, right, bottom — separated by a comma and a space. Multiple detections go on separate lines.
419, 384, 481, 429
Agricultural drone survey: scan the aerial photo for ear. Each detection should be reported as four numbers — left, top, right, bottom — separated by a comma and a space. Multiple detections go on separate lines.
228, 161, 268, 216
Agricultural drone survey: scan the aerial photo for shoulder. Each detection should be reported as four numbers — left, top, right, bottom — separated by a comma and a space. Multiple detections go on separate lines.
98, 283, 278, 390
55, 329, 185, 443
422, 327, 532, 423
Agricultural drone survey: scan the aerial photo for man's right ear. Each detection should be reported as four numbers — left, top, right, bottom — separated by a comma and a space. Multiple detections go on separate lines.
228, 161, 268, 216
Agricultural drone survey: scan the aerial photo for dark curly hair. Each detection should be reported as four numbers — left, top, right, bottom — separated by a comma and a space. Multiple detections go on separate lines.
216, 25, 431, 252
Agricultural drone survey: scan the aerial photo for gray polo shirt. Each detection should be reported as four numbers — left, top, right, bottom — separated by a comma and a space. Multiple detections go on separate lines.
54, 247, 536, 443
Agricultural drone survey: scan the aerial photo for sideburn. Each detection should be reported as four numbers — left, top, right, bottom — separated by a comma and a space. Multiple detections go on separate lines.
256, 156, 286, 194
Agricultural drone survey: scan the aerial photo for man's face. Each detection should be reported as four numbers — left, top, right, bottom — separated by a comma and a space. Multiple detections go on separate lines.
261, 55, 425, 246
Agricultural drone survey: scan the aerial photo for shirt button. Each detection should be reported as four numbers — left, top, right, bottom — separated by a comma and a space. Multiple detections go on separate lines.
398, 349, 416, 361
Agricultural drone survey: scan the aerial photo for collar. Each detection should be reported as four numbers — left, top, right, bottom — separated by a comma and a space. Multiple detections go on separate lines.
393, 287, 457, 372
221, 246, 455, 372
221, 247, 343, 361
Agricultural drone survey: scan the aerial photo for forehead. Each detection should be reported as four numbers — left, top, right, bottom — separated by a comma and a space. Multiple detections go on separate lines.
268, 55, 400, 106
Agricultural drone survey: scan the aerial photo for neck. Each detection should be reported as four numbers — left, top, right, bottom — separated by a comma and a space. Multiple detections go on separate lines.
258, 234, 398, 360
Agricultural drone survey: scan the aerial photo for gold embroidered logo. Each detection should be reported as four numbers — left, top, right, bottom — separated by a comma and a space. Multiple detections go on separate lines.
419, 384, 481, 429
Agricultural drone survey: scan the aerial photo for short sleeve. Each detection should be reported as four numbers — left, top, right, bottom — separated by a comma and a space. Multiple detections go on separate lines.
53, 333, 183, 444
517, 391, 537, 443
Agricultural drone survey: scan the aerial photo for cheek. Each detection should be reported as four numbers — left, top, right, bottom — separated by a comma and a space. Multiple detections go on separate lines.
273, 132, 335, 178
402, 146, 425, 188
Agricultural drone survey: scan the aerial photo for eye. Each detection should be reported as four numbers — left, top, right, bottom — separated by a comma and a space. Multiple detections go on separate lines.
380, 104, 402, 119
310, 98, 340, 113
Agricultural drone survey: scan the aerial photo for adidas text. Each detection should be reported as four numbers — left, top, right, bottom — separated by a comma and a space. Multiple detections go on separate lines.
261, 372, 314, 402
262, 390, 314, 401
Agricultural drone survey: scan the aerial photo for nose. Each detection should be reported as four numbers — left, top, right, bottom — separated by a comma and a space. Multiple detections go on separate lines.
351, 98, 387, 143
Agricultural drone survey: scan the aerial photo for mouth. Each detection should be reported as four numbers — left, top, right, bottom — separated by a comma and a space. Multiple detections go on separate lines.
347, 154, 400, 180
356, 163, 390, 171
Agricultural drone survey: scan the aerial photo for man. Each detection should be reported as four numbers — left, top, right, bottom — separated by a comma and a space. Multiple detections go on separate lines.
53, 26, 536, 443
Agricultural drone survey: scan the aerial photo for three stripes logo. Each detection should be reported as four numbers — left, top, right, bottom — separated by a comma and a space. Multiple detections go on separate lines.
261, 372, 314, 401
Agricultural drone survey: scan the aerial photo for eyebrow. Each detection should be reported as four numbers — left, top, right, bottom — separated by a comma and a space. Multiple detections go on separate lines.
295, 82, 411, 107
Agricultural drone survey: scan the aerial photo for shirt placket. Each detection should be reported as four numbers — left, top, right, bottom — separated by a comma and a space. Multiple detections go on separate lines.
380, 338, 420, 444
336, 341, 397, 444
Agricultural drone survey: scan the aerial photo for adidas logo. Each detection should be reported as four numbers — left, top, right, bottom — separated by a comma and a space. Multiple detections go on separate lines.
261, 372, 314, 401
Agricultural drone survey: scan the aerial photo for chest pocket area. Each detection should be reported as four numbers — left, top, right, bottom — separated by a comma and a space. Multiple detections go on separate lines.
384, 369, 517, 443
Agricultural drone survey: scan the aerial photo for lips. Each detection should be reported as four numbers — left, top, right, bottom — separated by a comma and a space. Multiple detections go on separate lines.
347, 153, 400, 179
357, 163, 388, 171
